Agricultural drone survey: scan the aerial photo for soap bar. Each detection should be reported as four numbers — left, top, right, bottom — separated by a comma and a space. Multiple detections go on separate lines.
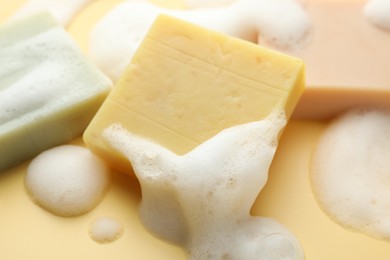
285, 0, 390, 89
0, 12, 112, 171
84, 15, 305, 174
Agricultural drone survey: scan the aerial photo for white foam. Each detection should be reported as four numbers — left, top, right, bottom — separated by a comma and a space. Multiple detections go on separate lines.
311, 108, 390, 240
364, 0, 390, 32
89, 216, 124, 243
9, 0, 93, 26
25, 145, 110, 217
89, 0, 310, 81
102, 111, 304, 259
0, 17, 112, 133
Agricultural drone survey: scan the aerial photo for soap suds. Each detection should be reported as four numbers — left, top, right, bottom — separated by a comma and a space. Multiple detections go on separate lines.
25, 145, 110, 217
102, 111, 304, 259
89, 216, 124, 243
364, 0, 390, 32
9, 0, 94, 26
0, 17, 112, 132
311, 108, 390, 240
89, 0, 310, 81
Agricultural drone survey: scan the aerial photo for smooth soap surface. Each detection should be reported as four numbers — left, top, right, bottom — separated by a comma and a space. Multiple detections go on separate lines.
287, 0, 390, 89
84, 15, 305, 173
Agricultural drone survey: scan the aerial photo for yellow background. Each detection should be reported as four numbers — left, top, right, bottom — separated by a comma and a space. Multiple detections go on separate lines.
1, 0, 390, 259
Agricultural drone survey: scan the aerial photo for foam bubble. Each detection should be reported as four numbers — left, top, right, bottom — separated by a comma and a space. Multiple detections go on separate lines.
364, 0, 390, 32
311, 108, 390, 240
9, 0, 94, 26
89, 0, 310, 81
102, 111, 304, 259
89, 216, 124, 243
25, 145, 110, 217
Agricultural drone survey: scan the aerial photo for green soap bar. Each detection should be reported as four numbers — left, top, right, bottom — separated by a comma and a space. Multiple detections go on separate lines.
0, 12, 112, 171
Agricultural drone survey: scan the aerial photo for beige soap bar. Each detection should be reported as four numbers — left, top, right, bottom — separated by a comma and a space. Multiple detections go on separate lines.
285, 0, 390, 120
84, 15, 305, 174
288, 0, 390, 89
250, 0, 390, 120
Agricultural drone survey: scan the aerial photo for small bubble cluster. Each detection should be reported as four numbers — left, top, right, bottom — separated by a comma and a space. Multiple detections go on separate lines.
89, 216, 124, 244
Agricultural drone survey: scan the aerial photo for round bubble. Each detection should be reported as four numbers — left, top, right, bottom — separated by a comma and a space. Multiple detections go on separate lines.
311, 108, 390, 240
89, 216, 124, 243
25, 145, 110, 217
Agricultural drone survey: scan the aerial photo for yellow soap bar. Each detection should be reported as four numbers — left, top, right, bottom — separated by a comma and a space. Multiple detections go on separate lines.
84, 15, 305, 174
